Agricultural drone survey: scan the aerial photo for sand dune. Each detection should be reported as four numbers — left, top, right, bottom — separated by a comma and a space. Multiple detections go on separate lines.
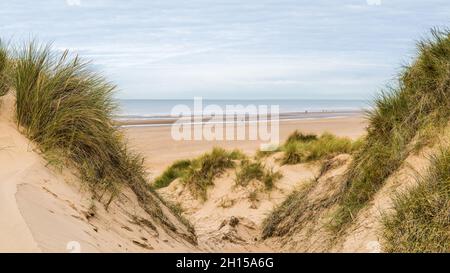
0, 94, 195, 253
157, 152, 321, 252
0, 91, 368, 252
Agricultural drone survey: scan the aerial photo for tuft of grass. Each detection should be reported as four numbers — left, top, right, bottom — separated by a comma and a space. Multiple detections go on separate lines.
282, 132, 356, 165
255, 147, 280, 159
182, 148, 241, 200
153, 160, 191, 189
235, 159, 283, 190
248, 190, 258, 203
0, 42, 9, 96
262, 167, 283, 190
382, 147, 450, 253
330, 29, 450, 232
235, 159, 265, 187
285, 130, 317, 144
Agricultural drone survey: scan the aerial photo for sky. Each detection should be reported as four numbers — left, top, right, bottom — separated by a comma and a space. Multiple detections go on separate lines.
0, 0, 449, 99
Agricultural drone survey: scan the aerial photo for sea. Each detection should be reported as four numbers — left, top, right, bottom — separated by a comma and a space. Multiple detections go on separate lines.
116, 99, 369, 126
118, 99, 368, 118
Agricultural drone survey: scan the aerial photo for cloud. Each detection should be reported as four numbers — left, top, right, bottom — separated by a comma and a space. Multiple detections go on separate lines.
1, 0, 449, 99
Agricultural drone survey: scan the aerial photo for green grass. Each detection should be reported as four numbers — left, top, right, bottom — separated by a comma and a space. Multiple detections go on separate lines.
235, 159, 282, 190
281, 132, 356, 165
329, 29, 450, 232
382, 147, 450, 253
153, 160, 192, 189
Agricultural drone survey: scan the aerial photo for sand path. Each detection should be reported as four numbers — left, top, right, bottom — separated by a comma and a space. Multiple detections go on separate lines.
0, 96, 41, 252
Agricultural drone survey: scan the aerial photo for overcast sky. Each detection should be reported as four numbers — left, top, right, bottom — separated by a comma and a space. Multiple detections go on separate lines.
0, 0, 449, 99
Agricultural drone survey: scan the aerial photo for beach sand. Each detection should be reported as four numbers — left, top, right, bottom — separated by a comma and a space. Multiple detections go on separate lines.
123, 116, 368, 175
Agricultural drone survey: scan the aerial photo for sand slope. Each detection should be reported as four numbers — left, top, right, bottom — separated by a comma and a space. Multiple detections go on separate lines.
0, 94, 195, 252
262, 134, 449, 253
157, 152, 321, 251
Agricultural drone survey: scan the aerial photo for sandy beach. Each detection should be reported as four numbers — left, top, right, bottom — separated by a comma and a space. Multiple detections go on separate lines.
123, 115, 368, 175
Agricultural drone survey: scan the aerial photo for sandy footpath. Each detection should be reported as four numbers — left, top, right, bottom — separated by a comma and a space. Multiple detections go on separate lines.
123, 116, 368, 175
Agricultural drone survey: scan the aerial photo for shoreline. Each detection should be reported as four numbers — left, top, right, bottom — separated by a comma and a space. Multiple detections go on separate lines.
116, 110, 364, 127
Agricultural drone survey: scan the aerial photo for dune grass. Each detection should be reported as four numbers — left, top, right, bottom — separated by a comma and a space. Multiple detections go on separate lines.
153, 160, 192, 189
281, 132, 357, 165
382, 147, 450, 252
329, 29, 450, 232
235, 159, 282, 190
11, 42, 127, 204
285, 130, 318, 144
5, 42, 198, 242
261, 29, 450, 243
0, 43, 8, 96
153, 148, 245, 198
182, 148, 242, 200
261, 180, 314, 239
255, 147, 280, 159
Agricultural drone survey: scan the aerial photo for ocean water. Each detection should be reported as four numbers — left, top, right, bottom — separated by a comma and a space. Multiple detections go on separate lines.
117, 99, 369, 119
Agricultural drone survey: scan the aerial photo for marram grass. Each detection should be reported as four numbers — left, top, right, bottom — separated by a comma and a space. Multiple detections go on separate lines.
281, 132, 357, 165
0, 42, 8, 96
11, 42, 124, 204
330, 29, 450, 232
261, 29, 450, 247
7, 42, 196, 241
152, 148, 245, 200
